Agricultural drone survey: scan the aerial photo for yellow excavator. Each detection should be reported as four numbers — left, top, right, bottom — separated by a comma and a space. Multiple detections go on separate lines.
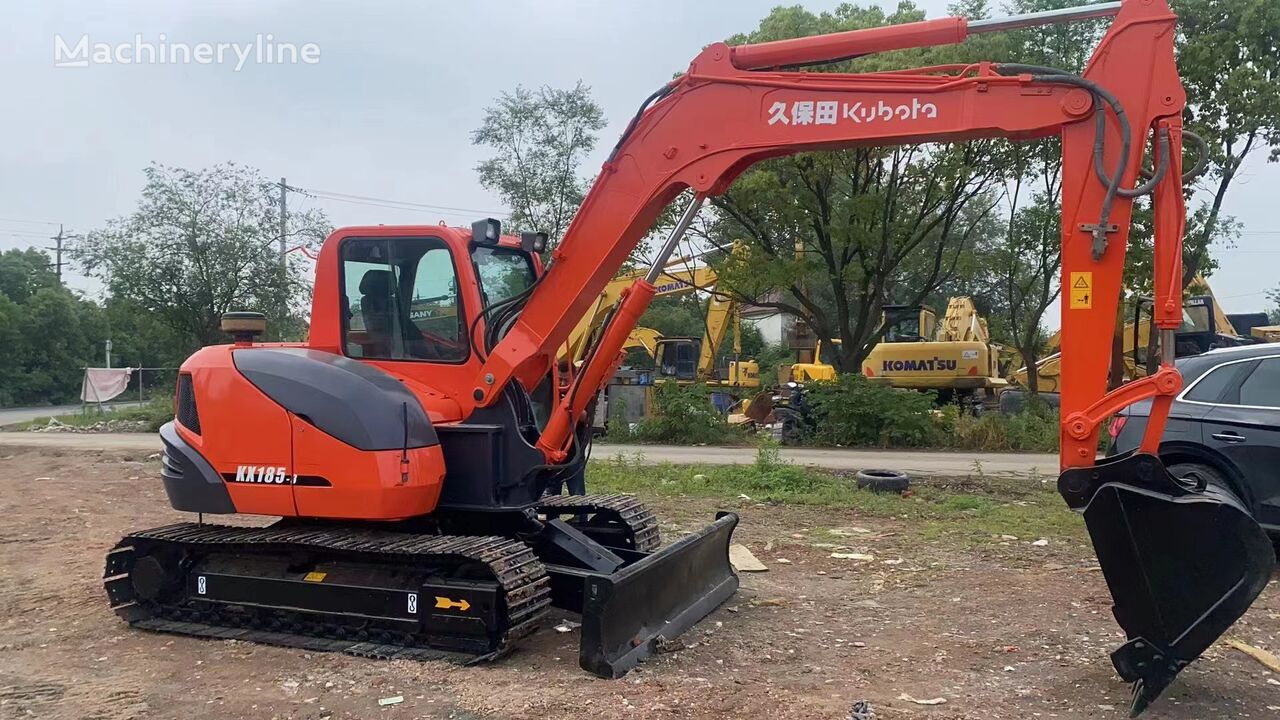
566, 256, 759, 390
862, 298, 1005, 403
649, 293, 760, 389
1011, 276, 1268, 392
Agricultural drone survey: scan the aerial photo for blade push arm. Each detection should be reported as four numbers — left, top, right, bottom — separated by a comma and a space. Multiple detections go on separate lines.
473, 0, 1185, 468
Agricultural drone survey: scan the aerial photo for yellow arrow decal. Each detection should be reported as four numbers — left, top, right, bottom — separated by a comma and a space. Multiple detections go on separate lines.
434, 596, 471, 612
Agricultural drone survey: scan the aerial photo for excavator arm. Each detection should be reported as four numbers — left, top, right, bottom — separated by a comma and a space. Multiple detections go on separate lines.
468, 1, 1271, 711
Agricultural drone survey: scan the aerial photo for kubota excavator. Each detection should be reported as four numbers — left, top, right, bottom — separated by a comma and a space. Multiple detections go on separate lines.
104, 1, 1273, 712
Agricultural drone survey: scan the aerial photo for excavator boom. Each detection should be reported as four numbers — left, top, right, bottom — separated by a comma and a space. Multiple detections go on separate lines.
477, 0, 1270, 711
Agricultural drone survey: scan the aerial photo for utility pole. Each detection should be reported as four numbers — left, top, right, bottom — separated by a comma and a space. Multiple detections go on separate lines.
278, 177, 288, 270
48, 224, 66, 284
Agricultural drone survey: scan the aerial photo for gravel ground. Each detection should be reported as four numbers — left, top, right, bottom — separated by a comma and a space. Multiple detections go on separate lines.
0, 446, 1276, 720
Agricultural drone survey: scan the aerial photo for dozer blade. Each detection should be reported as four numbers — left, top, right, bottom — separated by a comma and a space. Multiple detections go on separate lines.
565, 511, 739, 678
1058, 452, 1274, 716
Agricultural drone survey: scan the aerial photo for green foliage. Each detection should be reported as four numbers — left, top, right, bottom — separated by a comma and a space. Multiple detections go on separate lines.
0, 265, 110, 406
472, 82, 606, 245
933, 403, 1059, 453
751, 342, 795, 387
639, 295, 706, 339
802, 374, 938, 447
0, 248, 58, 304
705, 3, 1017, 373
73, 163, 327, 348
1172, 0, 1280, 284
631, 382, 743, 445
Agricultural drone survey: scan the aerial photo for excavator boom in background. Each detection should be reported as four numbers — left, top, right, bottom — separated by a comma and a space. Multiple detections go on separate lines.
105, 1, 1272, 713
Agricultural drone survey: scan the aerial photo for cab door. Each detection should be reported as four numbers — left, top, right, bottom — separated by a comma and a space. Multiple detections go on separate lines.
1201, 355, 1280, 528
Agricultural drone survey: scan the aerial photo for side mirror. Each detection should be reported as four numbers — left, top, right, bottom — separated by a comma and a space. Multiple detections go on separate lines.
222, 311, 267, 345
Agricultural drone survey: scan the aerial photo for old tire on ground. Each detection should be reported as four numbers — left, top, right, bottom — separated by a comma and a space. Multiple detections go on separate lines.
855, 469, 910, 493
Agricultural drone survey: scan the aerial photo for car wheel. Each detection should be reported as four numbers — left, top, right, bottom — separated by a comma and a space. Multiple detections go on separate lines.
1166, 462, 1228, 494
1168, 462, 1280, 554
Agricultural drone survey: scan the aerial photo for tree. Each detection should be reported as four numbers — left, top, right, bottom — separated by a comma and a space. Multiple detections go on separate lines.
700, 3, 1007, 373
0, 245, 111, 406
1176, 0, 1280, 285
74, 163, 329, 348
472, 82, 606, 244
7, 287, 105, 405
0, 248, 58, 303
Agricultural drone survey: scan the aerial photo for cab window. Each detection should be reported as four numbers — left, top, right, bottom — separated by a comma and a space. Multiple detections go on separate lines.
341, 237, 468, 362
472, 245, 536, 307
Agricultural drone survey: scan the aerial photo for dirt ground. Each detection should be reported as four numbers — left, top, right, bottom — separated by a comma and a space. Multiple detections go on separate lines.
0, 445, 1277, 720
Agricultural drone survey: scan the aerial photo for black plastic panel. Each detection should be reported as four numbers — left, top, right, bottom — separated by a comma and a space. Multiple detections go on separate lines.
233, 348, 437, 451
159, 421, 235, 513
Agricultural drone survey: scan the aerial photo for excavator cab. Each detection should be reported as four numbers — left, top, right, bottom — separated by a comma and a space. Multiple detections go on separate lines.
654, 337, 701, 381
880, 304, 938, 343
1132, 294, 1255, 376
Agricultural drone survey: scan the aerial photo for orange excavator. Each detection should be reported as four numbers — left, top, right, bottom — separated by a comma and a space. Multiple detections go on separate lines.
103, 1, 1272, 712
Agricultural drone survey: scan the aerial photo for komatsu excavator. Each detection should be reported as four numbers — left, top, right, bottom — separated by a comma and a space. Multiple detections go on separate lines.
104, 1, 1272, 712
864, 297, 1006, 405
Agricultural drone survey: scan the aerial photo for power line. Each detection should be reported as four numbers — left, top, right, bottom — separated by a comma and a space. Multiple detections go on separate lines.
291, 185, 507, 217
1219, 290, 1271, 299
0, 230, 56, 239
0, 216, 61, 227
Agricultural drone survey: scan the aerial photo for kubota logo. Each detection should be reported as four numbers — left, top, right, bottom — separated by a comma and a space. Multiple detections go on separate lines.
767, 98, 939, 126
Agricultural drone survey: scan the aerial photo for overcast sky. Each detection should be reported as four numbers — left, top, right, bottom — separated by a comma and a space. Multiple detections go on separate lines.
3, 0, 1278, 318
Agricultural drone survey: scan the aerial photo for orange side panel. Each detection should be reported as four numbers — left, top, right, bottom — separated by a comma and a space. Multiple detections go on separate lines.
290, 413, 444, 521
183, 348, 296, 517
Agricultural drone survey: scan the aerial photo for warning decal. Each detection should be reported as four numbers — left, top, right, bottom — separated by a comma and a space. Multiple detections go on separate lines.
1069, 272, 1092, 309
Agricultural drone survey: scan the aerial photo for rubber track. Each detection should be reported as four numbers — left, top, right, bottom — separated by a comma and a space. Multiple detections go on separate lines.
103, 523, 551, 664
536, 494, 661, 552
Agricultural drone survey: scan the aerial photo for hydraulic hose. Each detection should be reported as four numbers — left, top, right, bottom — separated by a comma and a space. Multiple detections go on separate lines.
996, 63, 1131, 259
1106, 126, 1169, 198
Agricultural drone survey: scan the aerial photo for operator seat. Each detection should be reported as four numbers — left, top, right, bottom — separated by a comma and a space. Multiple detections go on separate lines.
359, 269, 396, 357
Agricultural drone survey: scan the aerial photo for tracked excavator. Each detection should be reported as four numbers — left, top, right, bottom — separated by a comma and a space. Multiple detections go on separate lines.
864, 297, 1007, 405
1011, 276, 1258, 393
104, 1, 1273, 712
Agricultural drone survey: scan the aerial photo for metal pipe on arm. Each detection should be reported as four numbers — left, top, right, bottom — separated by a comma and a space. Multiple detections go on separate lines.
536, 196, 705, 459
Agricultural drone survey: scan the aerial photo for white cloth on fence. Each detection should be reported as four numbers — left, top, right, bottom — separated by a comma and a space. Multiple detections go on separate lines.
81, 368, 134, 403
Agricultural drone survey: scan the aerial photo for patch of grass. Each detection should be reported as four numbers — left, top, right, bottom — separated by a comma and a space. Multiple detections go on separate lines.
12, 395, 173, 432
586, 446, 1084, 545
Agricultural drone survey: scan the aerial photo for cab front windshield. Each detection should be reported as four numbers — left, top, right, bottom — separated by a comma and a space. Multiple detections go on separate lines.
883, 312, 922, 342
1179, 303, 1212, 334
472, 245, 536, 307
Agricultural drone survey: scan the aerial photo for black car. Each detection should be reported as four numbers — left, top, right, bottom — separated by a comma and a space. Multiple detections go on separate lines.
1109, 344, 1280, 536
